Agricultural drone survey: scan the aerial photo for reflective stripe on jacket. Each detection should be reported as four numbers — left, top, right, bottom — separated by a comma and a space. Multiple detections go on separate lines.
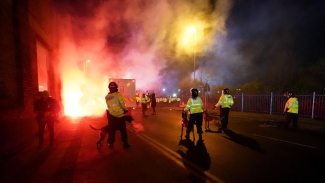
284, 97, 299, 114
185, 97, 203, 114
141, 96, 150, 103
215, 94, 234, 108
105, 92, 128, 118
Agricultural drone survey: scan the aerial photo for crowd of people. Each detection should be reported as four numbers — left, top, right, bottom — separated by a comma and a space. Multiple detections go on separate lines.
34, 84, 299, 149
182, 87, 299, 142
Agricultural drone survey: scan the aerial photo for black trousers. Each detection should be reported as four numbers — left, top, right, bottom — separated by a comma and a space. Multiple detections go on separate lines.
284, 112, 298, 129
37, 119, 55, 145
107, 114, 128, 145
187, 112, 203, 134
220, 107, 230, 129
142, 103, 147, 114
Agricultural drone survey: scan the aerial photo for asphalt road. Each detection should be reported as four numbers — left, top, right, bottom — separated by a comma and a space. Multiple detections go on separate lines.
1, 107, 324, 183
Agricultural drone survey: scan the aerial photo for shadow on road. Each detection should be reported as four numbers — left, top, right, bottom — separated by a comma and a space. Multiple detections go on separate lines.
177, 139, 211, 183
222, 129, 265, 153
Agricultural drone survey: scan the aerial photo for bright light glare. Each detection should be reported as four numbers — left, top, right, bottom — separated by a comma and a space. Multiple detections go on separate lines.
64, 91, 83, 116
189, 26, 196, 33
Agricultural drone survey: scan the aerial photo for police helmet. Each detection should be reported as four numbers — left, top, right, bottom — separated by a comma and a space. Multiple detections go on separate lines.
286, 91, 294, 97
223, 88, 230, 94
190, 88, 199, 97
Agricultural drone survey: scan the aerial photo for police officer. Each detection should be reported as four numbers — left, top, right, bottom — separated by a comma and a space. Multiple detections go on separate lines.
141, 93, 150, 116
215, 88, 234, 131
135, 91, 140, 108
184, 88, 204, 141
283, 91, 299, 130
34, 90, 60, 148
105, 82, 131, 149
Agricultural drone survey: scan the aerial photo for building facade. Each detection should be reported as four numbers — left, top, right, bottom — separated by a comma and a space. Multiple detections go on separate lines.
0, 0, 60, 156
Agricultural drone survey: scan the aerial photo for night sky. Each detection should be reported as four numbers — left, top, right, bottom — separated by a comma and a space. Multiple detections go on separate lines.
226, 0, 325, 84
54, 0, 325, 90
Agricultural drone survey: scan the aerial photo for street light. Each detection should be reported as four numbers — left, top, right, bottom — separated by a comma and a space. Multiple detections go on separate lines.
189, 26, 196, 84
84, 59, 91, 77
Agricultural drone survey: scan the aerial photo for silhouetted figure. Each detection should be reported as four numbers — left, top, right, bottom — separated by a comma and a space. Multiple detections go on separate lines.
105, 82, 130, 149
215, 88, 234, 131
151, 93, 156, 115
34, 90, 60, 148
184, 88, 204, 141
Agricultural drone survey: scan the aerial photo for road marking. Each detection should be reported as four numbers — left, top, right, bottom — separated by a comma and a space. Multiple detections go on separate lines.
253, 134, 317, 149
127, 125, 225, 183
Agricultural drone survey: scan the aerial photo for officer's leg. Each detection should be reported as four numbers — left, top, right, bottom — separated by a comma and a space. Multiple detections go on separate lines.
119, 118, 128, 143
220, 108, 226, 129
38, 120, 46, 147
107, 120, 117, 147
47, 120, 55, 145
224, 108, 230, 129
196, 113, 203, 140
119, 119, 130, 148
283, 113, 290, 129
292, 113, 298, 129
186, 115, 194, 138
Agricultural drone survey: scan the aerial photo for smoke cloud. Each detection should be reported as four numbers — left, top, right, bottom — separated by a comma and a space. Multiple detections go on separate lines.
55, 0, 233, 116
54, 0, 325, 116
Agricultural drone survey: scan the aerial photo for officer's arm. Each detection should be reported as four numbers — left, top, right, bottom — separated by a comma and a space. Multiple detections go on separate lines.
119, 94, 128, 113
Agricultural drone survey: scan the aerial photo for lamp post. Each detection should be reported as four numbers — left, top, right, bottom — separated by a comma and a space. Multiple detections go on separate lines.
189, 26, 196, 85
84, 59, 91, 77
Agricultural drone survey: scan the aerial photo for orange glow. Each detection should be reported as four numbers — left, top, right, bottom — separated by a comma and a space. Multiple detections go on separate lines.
61, 72, 107, 117
56, 3, 231, 118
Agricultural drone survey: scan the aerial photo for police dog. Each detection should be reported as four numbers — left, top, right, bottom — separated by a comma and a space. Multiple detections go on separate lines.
180, 111, 189, 138
90, 115, 134, 149
203, 110, 219, 131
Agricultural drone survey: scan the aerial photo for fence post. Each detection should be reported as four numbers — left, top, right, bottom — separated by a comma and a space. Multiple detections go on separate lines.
241, 93, 244, 112
311, 92, 316, 119
270, 92, 273, 115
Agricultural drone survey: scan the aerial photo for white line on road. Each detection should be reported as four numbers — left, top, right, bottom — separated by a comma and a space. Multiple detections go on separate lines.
253, 134, 317, 148
127, 124, 225, 183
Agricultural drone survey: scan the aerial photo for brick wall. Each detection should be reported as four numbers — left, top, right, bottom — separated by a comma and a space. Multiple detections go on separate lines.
0, 0, 60, 158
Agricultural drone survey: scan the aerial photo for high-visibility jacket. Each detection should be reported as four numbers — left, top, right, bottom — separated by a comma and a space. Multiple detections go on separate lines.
141, 96, 150, 104
185, 97, 203, 114
105, 92, 128, 118
284, 97, 298, 114
215, 94, 234, 108
136, 94, 140, 102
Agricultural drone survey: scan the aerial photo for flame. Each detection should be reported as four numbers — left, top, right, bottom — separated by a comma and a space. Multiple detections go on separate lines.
61, 71, 108, 117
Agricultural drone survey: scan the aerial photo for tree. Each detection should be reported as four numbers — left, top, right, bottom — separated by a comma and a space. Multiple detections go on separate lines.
263, 52, 303, 92
310, 57, 325, 77
235, 81, 268, 94
209, 85, 231, 101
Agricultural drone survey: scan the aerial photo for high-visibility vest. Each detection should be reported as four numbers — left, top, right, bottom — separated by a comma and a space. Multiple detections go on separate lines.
105, 92, 128, 118
284, 97, 299, 114
141, 96, 150, 103
136, 94, 140, 102
215, 94, 234, 108
185, 97, 203, 114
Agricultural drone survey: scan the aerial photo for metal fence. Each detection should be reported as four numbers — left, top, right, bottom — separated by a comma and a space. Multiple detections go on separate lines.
230, 92, 325, 119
